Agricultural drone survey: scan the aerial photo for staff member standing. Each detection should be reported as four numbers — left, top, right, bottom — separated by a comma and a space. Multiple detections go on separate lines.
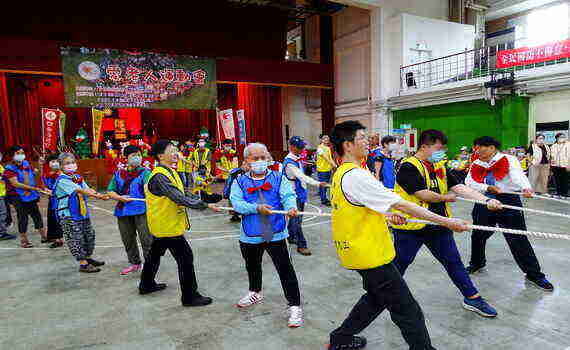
139, 140, 213, 307
550, 132, 570, 198
392, 129, 502, 318
107, 145, 153, 276
316, 134, 336, 206
327, 121, 470, 350
0, 151, 15, 241
528, 134, 551, 194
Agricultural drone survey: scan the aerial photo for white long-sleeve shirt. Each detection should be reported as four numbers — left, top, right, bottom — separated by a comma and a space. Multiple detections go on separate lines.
465, 152, 532, 193
284, 153, 322, 189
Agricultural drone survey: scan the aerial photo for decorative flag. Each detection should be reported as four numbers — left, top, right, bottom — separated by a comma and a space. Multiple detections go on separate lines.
41, 108, 62, 153
91, 108, 105, 155
218, 109, 236, 140
236, 109, 247, 145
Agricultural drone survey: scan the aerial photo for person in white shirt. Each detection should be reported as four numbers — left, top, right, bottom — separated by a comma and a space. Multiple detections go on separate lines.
283, 136, 327, 256
528, 134, 551, 194
550, 132, 570, 198
465, 136, 553, 291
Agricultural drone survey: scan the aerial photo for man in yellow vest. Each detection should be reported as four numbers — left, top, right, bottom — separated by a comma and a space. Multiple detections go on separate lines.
139, 140, 214, 307
327, 121, 471, 350
0, 152, 16, 241
393, 129, 503, 319
192, 138, 212, 175
316, 134, 336, 206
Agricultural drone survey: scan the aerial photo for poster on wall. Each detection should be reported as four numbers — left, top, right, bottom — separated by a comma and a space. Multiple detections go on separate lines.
236, 110, 247, 145
61, 47, 217, 110
41, 108, 62, 153
218, 109, 236, 140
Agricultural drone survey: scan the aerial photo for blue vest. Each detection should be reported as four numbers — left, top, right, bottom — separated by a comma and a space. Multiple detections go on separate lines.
282, 157, 307, 203
113, 169, 148, 217
5, 161, 39, 202
223, 168, 244, 199
54, 174, 90, 221
378, 154, 396, 190
43, 176, 58, 209
236, 171, 286, 237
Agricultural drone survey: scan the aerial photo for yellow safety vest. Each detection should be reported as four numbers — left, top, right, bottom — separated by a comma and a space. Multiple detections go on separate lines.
316, 145, 333, 172
217, 150, 238, 179
331, 162, 395, 270
145, 166, 189, 237
192, 174, 213, 195
0, 165, 5, 197
192, 149, 211, 172
393, 157, 451, 230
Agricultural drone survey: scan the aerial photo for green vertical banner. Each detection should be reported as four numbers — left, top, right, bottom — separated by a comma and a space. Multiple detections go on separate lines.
61, 47, 217, 110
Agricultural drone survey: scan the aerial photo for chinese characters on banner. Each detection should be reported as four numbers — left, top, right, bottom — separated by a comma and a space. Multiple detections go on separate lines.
91, 108, 105, 155
218, 109, 236, 140
61, 47, 217, 109
41, 108, 62, 153
236, 109, 247, 145
496, 39, 570, 68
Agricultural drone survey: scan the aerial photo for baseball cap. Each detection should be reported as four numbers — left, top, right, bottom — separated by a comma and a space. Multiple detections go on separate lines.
289, 136, 307, 149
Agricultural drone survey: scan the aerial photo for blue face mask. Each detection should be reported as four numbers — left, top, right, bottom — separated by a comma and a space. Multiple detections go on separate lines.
251, 160, 268, 174
428, 150, 446, 163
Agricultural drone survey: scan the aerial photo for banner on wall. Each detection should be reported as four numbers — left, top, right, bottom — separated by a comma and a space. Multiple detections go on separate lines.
496, 39, 570, 68
218, 109, 236, 140
61, 47, 217, 109
92, 108, 105, 155
236, 109, 247, 145
41, 108, 62, 153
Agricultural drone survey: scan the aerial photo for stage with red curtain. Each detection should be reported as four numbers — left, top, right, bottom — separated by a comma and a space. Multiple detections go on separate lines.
0, 73, 284, 155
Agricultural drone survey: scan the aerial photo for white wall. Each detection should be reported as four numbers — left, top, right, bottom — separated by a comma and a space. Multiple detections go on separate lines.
529, 89, 570, 137
334, 0, 449, 20
282, 87, 322, 149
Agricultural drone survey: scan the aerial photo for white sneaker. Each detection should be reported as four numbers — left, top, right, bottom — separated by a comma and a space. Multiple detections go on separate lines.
287, 306, 303, 328
236, 291, 263, 308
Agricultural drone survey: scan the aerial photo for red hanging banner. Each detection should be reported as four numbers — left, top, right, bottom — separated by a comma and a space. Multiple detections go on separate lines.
41, 108, 61, 153
496, 39, 570, 68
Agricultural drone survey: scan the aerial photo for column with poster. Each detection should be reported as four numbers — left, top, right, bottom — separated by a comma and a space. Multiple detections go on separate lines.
236, 109, 247, 145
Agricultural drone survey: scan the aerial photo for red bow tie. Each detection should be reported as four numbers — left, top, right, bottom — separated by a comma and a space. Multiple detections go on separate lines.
268, 163, 280, 171
435, 168, 445, 180
470, 156, 509, 183
422, 161, 445, 180
247, 182, 272, 194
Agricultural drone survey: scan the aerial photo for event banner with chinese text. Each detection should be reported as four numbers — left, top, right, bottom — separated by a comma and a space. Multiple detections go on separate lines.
496, 40, 570, 68
61, 47, 217, 109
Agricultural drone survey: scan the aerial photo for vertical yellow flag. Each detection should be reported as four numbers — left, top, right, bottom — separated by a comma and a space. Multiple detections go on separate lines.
91, 108, 105, 155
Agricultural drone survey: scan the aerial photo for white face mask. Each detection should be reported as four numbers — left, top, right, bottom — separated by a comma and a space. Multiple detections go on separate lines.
13, 154, 25, 162
49, 161, 60, 170
63, 163, 78, 173
388, 143, 398, 151
128, 155, 142, 167
250, 160, 268, 174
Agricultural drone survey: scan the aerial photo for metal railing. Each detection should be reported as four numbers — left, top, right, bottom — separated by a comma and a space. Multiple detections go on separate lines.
400, 41, 570, 92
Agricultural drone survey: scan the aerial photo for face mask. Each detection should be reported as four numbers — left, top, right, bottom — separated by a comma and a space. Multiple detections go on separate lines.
198, 142, 206, 148
250, 160, 268, 174
517, 152, 525, 157
388, 143, 398, 151
13, 154, 25, 162
63, 163, 78, 173
428, 150, 446, 163
128, 156, 142, 167
49, 161, 60, 170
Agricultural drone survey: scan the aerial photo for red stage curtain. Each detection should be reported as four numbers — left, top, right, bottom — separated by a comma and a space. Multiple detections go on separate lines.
0, 73, 14, 150
237, 83, 283, 152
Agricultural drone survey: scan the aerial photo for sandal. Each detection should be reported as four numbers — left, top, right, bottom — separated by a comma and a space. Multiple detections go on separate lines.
21, 240, 33, 248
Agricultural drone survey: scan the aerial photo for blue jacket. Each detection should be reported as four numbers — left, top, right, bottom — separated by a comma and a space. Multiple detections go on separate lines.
282, 157, 307, 203
112, 169, 148, 217
5, 161, 39, 202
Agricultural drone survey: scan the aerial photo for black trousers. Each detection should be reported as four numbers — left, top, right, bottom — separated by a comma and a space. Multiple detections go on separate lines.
330, 262, 435, 350
239, 239, 301, 306
46, 207, 63, 240
552, 166, 569, 196
140, 235, 200, 304
470, 194, 545, 280
5, 197, 13, 226
8, 196, 43, 234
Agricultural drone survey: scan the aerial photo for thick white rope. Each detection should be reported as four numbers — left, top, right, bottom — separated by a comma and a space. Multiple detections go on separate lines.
457, 197, 570, 220
500, 191, 570, 205
215, 207, 570, 240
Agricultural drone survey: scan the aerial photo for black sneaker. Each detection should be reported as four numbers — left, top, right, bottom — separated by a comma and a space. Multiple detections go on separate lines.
79, 264, 101, 273
526, 276, 554, 292
86, 258, 105, 267
0, 233, 17, 241
466, 264, 485, 274
230, 215, 241, 223
328, 336, 367, 350
139, 283, 168, 295
183, 294, 213, 307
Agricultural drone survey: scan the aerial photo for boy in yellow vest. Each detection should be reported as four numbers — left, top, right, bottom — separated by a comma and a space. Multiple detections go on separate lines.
393, 129, 503, 319
327, 121, 471, 350
316, 134, 336, 206
139, 140, 214, 307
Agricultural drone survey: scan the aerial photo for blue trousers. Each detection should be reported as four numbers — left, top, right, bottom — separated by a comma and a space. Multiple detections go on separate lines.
287, 200, 307, 248
393, 226, 478, 298
317, 171, 332, 204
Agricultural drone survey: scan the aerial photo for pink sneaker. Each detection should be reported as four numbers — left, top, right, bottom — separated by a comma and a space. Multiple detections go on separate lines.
120, 264, 141, 275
